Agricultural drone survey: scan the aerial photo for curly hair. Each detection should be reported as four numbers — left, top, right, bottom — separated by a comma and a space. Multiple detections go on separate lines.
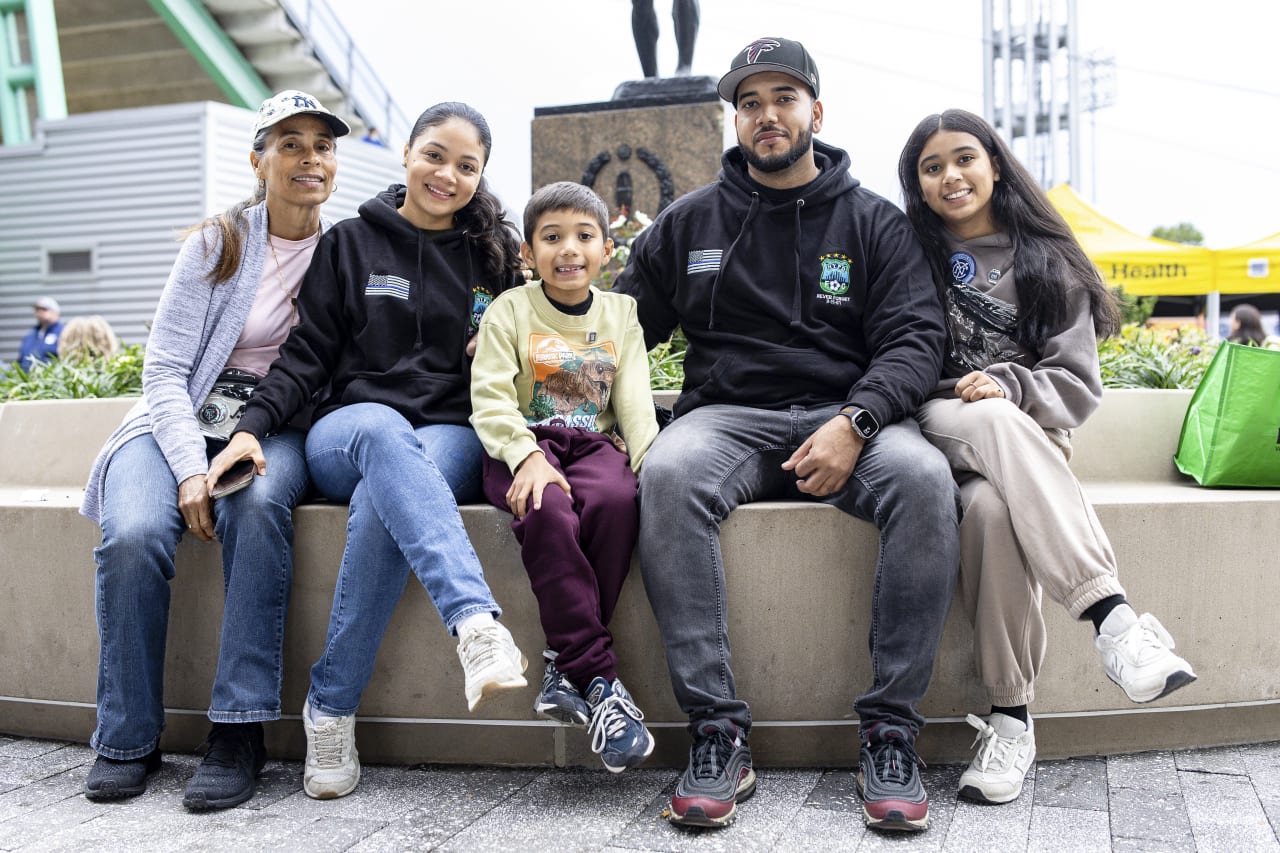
59, 315, 119, 361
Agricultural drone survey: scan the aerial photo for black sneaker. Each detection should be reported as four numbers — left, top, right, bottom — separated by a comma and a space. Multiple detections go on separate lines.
534, 653, 590, 726
857, 722, 929, 832
84, 749, 162, 801
669, 718, 756, 828
182, 722, 267, 811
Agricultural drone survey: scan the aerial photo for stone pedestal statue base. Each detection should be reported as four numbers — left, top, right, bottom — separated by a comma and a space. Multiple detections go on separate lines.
531, 80, 723, 219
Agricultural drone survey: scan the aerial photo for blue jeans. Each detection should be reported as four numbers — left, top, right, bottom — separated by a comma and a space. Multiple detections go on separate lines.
92, 429, 309, 759
303, 403, 495, 716
636, 404, 960, 735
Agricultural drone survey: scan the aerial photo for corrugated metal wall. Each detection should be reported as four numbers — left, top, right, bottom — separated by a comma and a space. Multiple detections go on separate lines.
0, 101, 402, 362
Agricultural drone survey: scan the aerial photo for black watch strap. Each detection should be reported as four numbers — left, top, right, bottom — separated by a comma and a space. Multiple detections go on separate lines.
840, 405, 879, 440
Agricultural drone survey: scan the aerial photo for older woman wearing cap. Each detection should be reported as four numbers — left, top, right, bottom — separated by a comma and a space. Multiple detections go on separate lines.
81, 90, 349, 810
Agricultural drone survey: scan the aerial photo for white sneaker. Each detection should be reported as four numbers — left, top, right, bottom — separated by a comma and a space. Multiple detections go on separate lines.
457, 620, 528, 712
1096, 612, 1197, 703
302, 700, 360, 799
957, 713, 1036, 804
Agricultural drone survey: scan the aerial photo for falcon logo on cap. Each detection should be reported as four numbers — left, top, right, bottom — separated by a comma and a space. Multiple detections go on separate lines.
745, 38, 781, 64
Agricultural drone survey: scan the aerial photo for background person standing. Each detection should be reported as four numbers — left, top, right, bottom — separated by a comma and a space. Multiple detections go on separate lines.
19, 296, 63, 365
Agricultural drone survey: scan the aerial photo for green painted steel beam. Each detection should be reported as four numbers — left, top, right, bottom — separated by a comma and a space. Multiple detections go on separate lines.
0, 8, 29, 142
147, 0, 270, 108
25, 0, 65, 120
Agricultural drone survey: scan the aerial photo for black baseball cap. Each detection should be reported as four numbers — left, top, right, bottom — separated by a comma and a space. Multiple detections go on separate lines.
717, 37, 821, 105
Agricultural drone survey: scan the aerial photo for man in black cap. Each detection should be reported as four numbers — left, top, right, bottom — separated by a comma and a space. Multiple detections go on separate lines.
615, 37, 959, 833
19, 296, 64, 365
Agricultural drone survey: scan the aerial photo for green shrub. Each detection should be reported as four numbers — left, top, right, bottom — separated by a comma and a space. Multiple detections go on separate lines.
1098, 325, 1214, 390
643, 324, 1218, 395
1111, 287, 1158, 327
647, 328, 687, 391
1, 345, 145, 401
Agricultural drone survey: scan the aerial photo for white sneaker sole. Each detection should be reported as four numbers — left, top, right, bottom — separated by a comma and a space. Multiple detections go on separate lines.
958, 752, 1034, 805
466, 666, 529, 712
1110, 668, 1197, 704
304, 763, 361, 800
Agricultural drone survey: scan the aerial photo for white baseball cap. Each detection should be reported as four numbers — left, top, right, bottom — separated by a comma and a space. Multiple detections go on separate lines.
252, 90, 351, 138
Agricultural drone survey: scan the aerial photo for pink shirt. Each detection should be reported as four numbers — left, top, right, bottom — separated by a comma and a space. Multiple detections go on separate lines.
225, 231, 320, 377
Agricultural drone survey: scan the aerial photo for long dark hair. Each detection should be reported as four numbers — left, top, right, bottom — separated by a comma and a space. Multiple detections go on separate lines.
407, 102, 521, 280
898, 109, 1118, 349
185, 128, 271, 284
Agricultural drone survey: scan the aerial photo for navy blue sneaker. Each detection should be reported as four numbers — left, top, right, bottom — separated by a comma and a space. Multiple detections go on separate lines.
84, 749, 162, 801
669, 718, 756, 827
858, 723, 929, 831
534, 653, 590, 726
584, 677, 654, 773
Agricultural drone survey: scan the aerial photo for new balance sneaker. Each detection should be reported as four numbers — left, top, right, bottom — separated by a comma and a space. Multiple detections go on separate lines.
182, 722, 266, 810
585, 677, 654, 773
957, 713, 1036, 804
858, 723, 929, 832
1096, 611, 1197, 703
457, 620, 528, 712
302, 700, 360, 799
669, 718, 756, 828
84, 748, 162, 801
534, 652, 589, 726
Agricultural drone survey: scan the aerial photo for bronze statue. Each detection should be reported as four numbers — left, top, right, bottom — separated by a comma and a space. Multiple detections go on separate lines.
632, 0, 699, 77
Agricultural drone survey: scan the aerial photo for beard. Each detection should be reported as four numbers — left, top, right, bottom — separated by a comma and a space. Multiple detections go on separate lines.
740, 122, 814, 173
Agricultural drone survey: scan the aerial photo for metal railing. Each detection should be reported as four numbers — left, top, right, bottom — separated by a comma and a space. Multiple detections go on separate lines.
278, 0, 409, 146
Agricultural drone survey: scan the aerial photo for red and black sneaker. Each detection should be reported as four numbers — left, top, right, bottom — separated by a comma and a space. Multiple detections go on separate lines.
857, 722, 929, 832
669, 718, 756, 828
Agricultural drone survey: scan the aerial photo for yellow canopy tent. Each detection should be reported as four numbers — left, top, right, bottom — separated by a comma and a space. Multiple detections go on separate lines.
1047, 184, 1216, 296
1212, 232, 1280, 294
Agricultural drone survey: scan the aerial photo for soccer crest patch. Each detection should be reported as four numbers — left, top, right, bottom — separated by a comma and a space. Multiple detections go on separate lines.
817, 253, 852, 302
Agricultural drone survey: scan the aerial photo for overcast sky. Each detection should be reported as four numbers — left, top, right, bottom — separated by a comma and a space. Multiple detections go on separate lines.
325, 0, 1279, 248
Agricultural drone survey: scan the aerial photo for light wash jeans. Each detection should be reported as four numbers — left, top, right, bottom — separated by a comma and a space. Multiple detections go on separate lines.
92, 429, 309, 759
302, 403, 495, 716
636, 404, 960, 736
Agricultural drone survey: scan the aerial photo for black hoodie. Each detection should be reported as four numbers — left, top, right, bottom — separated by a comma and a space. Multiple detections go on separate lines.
237, 185, 521, 438
615, 140, 945, 427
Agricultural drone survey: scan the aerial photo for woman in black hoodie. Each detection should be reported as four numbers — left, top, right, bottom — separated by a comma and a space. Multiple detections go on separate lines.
209, 102, 525, 799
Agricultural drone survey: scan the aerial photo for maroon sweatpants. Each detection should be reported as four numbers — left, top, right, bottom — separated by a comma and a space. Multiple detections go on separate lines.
482, 426, 639, 689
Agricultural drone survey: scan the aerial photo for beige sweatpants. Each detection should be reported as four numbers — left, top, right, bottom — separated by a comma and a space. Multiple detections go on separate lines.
917, 397, 1125, 706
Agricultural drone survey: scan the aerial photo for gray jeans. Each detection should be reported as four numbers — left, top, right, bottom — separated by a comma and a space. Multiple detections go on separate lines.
636, 403, 960, 735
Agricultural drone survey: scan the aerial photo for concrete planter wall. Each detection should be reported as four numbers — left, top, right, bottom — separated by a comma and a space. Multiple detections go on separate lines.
2, 390, 1277, 766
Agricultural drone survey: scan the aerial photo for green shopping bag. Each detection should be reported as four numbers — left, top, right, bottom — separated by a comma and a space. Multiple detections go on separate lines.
1174, 342, 1280, 487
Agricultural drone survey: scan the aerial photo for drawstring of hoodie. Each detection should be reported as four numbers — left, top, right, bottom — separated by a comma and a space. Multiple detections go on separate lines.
413, 230, 425, 348
463, 232, 476, 348
790, 198, 805, 324
708, 192, 760, 330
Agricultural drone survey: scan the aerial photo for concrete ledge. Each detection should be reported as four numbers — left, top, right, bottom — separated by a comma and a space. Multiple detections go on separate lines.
1, 390, 1277, 766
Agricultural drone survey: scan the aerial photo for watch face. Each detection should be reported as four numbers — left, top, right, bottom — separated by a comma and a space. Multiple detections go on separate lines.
852, 409, 877, 438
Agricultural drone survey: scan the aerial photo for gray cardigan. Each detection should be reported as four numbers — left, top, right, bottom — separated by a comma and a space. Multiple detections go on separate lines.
81, 202, 330, 523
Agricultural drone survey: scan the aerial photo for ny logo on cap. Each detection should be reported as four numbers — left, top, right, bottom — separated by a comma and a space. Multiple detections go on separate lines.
745, 38, 781, 64
290, 94, 318, 109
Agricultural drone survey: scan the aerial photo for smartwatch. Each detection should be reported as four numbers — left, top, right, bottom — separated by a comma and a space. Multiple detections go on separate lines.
840, 405, 879, 440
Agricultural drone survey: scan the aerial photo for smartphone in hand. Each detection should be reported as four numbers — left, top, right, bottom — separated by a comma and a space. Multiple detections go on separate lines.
210, 459, 256, 500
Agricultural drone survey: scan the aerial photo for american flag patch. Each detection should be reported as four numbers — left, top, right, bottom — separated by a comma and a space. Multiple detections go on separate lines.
365, 274, 411, 299
687, 249, 723, 274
